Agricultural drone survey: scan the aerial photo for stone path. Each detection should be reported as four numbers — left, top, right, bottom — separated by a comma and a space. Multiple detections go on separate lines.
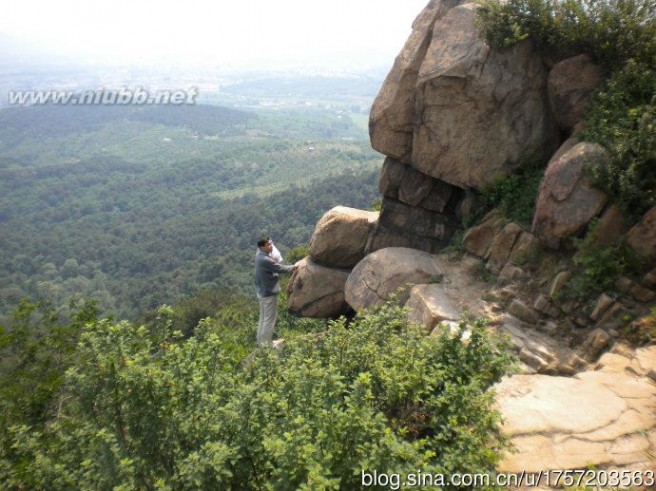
402, 252, 656, 486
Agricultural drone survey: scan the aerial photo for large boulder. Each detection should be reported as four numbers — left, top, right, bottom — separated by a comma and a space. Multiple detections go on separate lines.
508, 231, 541, 265
410, 4, 558, 189
345, 247, 445, 310
309, 206, 378, 268
462, 209, 505, 258
626, 206, 656, 265
286, 258, 351, 318
369, 0, 464, 163
370, 0, 560, 188
591, 203, 627, 247
547, 54, 605, 132
532, 142, 609, 249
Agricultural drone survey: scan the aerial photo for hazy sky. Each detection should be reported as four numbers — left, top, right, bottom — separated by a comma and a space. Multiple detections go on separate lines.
1, 0, 429, 68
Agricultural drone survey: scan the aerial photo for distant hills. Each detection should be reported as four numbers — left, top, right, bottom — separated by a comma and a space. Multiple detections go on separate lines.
0, 105, 255, 145
0, 102, 382, 320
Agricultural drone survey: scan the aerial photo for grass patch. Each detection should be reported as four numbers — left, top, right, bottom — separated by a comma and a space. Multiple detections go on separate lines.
480, 162, 545, 228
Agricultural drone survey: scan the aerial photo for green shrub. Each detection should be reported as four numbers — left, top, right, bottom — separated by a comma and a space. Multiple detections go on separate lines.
286, 243, 311, 263
0, 299, 99, 428
480, 162, 545, 228
476, 0, 656, 71
476, 0, 556, 50
1, 302, 516, 490
572, 244, 627, 294
142, 289, 257, 338
557, 221, 644, 301
583, 61, 656, 220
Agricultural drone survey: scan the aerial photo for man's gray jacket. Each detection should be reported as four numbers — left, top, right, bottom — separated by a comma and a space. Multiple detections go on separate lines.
255, 250, 294, 298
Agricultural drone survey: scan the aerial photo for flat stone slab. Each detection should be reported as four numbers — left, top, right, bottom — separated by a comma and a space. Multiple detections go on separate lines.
496, 345, 656, 473
405, 283, 459, 333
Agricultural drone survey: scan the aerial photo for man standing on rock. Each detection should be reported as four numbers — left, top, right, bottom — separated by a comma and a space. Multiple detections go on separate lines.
255, 236, 296, 346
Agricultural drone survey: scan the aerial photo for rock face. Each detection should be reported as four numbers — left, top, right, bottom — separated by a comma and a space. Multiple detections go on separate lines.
371, 2, 558, 190
486, 223, 523, 272
547, 54, 605, 132
462, 210, 505, 258
286, 258, 351, 318
496, 345, 656, 473
532, 142, 609, 249
369, 157, 462, 254
309, 206, 378, 268
627, 206, 656, 265
366, 197, 459, 254
369, 0, 463, 164
379, 157, 456, 212
345, 247, 444, 310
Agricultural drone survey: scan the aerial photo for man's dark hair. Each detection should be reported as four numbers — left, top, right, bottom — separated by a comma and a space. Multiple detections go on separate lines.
257, 237, 270, 247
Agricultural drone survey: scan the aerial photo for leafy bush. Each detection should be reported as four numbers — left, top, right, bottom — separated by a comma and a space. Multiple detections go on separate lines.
480, 163, 545, 228
286, 243, 311, 264
0, 299, 99, 429
1, 302, 515, 490
144, 289, 257, 338
582, 61, 656, 219
556, 220, 644, 301
476, 0, 556, 50
572, 243, 629, 294
476, 0, 656, 71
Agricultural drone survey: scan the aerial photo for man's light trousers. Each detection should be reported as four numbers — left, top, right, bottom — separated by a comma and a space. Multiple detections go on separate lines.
257, 294, 278, 346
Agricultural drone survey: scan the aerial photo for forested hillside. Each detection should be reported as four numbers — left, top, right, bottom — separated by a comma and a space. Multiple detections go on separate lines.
0, 104, 381, 320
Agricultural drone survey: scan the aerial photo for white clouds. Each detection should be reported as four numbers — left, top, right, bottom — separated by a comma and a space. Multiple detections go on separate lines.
0, 0, 428, 66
